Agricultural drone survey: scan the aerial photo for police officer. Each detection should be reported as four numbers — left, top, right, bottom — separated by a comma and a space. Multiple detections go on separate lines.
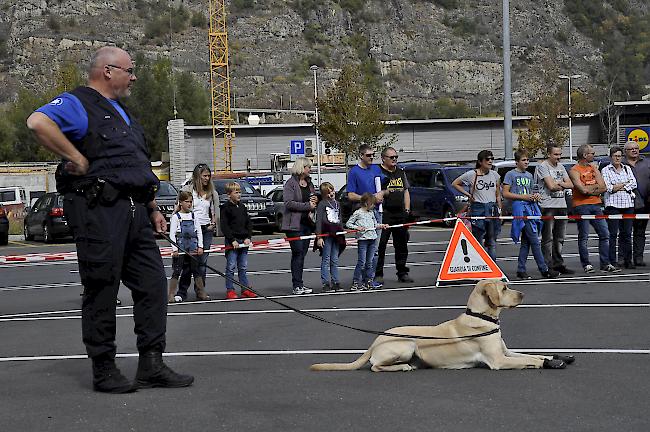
27, 46, 193, 393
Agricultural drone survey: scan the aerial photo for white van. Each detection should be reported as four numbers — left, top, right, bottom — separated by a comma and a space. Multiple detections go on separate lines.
0, 186, 28, 206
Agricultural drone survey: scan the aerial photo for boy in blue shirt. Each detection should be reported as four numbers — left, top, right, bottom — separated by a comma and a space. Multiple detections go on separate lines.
503, 150, 559, 280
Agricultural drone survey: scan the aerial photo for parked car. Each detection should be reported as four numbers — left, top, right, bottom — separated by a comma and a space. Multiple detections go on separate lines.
265, 187, 285, 232
214, 179, 276, 233
0, 205, 8, 245
155, 180, 179, 224
23, 192, 71, 243
336, 162, 473, 226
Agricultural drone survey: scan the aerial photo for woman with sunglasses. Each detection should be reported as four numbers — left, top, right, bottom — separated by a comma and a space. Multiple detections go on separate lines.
452, 150, 502, 260
177, 163, 219, 301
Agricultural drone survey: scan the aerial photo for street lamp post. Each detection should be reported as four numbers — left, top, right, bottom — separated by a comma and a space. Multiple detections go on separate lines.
559, 74, 582, 161
310, 65, 322, 185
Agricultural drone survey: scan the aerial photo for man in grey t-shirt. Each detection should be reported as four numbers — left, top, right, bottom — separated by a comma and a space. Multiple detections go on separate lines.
533, 145, 574, 274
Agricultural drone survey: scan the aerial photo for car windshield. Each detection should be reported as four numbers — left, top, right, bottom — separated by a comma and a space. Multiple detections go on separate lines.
443, 167, 473, 183
214, 180, 259, 195
156, 182, 178, 197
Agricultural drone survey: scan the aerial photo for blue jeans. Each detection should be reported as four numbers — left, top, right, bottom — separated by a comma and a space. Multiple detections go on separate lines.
286, 224, 312, 289
604, 206, 633, 265
574, 204, 610, 268
354, 239, 377, 283
518, 221, 549, 273
370, 210, 382, 280
225, 241, 249, 291
320, 236, 340, 285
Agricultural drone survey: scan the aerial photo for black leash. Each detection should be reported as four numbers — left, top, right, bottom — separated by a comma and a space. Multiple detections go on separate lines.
160, 232, 500, 341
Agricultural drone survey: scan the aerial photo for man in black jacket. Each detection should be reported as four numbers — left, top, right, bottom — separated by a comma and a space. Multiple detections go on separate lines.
27, 46, 193, 393
375, 147, 414, 283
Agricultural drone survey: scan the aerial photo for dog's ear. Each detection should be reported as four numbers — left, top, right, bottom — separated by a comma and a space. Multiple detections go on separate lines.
483, 280, 501, 307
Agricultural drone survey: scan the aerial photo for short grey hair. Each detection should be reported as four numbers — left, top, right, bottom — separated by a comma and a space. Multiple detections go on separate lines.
290, 157, 312, 176
576, 144, 593, 160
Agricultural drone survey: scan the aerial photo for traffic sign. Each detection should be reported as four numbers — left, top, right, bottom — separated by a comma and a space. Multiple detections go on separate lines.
436, 220, 507, 286
290, 140, 305, 155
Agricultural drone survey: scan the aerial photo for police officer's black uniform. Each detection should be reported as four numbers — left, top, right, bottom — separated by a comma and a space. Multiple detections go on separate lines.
58, 87, 192, 392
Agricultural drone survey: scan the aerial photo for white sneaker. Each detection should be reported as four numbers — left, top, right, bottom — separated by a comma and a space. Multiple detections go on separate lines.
583, 264, 595, 273
301, 286, 313, 294
173, 295, 183, 302
292, 287, 305, 295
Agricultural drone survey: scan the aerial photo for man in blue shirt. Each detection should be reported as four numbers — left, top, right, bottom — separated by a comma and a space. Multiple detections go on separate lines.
27, 46, 193, 393
347, 144, 386, 288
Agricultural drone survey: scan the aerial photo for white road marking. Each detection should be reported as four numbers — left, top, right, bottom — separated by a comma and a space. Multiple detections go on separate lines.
1, 302, 647, 322
0, 348, 647, 363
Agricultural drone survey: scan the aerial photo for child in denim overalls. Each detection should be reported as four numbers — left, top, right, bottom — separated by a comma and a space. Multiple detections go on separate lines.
168, 191, 208, 302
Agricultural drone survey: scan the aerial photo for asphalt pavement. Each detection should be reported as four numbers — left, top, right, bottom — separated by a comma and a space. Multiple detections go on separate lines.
0, 225, 648, 431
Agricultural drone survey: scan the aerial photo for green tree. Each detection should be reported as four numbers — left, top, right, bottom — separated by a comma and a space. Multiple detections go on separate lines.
127, 55, 210, 160
317, 65, 393, 170
516, 93, 568, 158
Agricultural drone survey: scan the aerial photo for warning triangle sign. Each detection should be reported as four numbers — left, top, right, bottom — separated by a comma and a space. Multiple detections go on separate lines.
436, 220, 507, 286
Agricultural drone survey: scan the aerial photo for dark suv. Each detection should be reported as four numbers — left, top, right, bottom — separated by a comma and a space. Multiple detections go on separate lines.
336, 162, 473, 226
155, 180, 179, 224
401, 162, 474, 226
24, 192, 71, 242
214, 179, 276, 233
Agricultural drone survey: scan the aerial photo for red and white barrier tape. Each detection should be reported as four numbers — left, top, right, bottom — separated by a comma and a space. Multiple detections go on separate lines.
1, 213, 648, 264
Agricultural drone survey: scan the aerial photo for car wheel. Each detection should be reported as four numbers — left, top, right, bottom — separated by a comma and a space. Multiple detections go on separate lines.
43, 224, 53, 243
443, 206, 456, 228
0, 232, 7, 246
24, 223, 34, 241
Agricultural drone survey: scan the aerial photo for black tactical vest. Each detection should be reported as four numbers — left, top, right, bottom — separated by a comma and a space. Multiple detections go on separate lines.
57, 86, 159, 192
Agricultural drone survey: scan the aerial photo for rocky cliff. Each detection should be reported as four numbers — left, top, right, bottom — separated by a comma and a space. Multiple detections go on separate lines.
0, 0, 646, 114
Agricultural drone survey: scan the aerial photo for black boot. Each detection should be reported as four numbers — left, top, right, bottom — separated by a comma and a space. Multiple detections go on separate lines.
92, 356, 135, 394
134, 351, 194, 389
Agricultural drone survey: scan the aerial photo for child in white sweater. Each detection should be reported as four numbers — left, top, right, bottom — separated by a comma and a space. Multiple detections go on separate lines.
346, 193, 388, 291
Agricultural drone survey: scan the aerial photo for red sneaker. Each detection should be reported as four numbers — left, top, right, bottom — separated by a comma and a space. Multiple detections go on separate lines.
241, 289, 258, 298
225, 290, 239, 300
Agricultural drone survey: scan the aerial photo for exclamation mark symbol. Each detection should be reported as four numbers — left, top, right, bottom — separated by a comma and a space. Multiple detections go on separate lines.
461, 239, 470, 263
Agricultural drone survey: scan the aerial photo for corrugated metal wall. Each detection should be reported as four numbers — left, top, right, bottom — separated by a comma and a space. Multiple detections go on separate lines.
170, 117, 602, 181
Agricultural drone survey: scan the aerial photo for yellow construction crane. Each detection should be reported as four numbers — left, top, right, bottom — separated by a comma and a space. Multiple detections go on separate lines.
208, 0, 233, 172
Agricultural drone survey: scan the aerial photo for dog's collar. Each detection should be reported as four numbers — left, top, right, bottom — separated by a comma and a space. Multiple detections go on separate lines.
465, 308, 499, 325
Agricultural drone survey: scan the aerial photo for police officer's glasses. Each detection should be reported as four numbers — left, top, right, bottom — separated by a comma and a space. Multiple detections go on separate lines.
107, 64, 135, 76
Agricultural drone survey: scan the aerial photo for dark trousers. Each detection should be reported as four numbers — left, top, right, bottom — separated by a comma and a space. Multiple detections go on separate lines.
604, 206, 634, 265
64, 193, 167, 360
171, 254, 201, 298
376, 225, 410, 278
286, 224, 312, 289
633, 204, 649, 264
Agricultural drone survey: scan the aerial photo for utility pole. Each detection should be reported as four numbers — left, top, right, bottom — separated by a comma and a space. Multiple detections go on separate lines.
502, 0, 513, 160
559, 74, 582, 161
311, 65, 322, 185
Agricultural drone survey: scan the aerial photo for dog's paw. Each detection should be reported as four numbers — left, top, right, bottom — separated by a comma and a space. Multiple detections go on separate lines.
543, 358, 566, 369
553, 354, 575, 365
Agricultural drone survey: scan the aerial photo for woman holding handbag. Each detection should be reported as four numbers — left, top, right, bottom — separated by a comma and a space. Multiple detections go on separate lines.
452, 150, 502, 260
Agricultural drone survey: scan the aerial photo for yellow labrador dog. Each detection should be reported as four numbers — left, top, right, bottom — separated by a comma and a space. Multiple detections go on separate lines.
311, 279, 573, 372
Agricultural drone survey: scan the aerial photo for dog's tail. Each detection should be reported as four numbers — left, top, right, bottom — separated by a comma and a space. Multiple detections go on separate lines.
309, 349, 372, 371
